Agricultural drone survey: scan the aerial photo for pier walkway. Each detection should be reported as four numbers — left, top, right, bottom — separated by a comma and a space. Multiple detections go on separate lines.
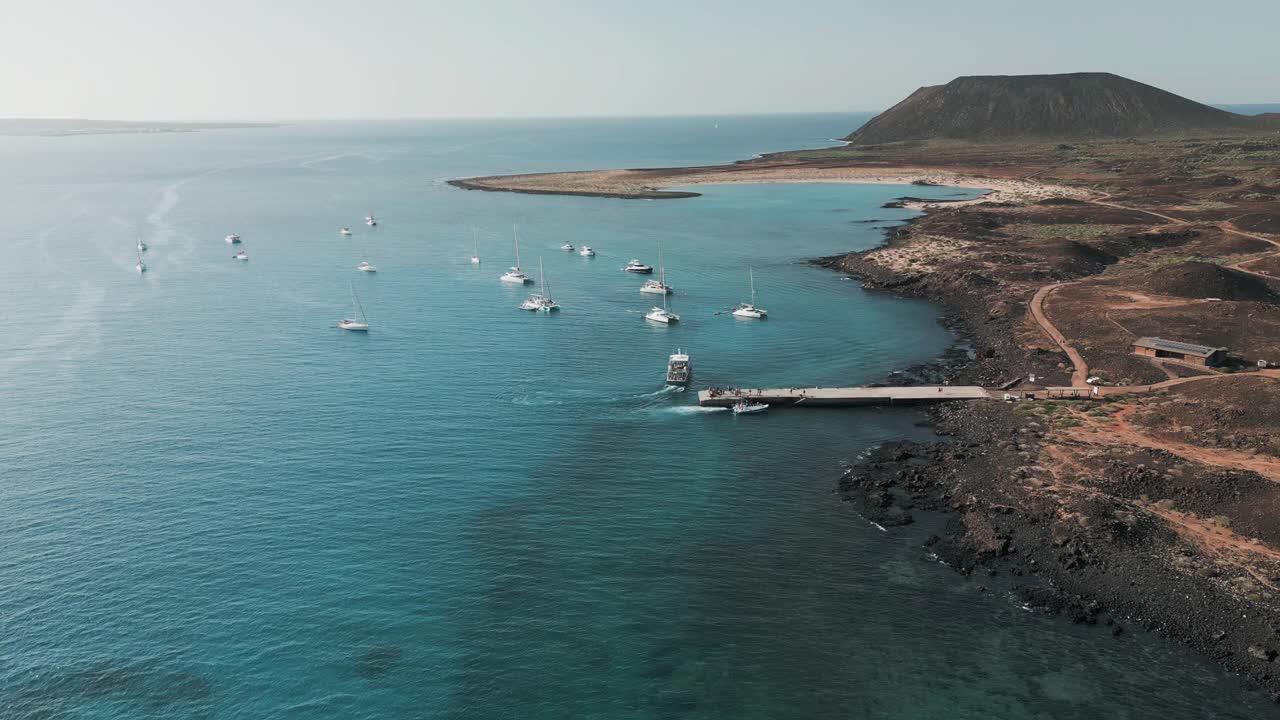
697, 386, 992, 408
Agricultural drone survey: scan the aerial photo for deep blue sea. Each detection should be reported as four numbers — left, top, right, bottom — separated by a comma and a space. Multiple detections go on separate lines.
2, 114, 1277, 719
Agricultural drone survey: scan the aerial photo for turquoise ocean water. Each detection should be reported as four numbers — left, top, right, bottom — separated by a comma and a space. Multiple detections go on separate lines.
1, 115, 1276, 718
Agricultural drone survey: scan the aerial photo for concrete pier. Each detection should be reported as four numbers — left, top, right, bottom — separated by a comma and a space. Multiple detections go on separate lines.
697, 386, 992, 407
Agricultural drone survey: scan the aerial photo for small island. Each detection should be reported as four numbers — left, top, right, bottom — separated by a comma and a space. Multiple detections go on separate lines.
0, 118, 278, 137
452, 72, 1280, 699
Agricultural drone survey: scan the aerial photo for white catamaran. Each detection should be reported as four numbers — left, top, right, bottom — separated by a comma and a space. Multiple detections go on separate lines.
644, 266, 680, 324
471, 227, 482, 265
640, 241, 673, 295
519, 257, 560, 313
338, 283, 370, 331
732, 267, 768, 319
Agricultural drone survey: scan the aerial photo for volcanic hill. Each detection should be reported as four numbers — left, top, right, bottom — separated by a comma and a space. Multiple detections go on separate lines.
846, 72, 1279, 144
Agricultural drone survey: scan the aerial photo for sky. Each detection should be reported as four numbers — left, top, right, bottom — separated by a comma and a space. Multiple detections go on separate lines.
2, 0, 1277, 120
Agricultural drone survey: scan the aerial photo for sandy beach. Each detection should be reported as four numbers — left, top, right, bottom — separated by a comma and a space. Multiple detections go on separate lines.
449, 164, 1090, 209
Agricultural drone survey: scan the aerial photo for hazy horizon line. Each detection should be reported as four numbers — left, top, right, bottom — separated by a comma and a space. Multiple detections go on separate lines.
3, 102, 1278, 126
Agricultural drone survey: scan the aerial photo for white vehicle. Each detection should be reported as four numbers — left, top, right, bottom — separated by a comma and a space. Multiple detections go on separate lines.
644, 267, 679, 324
560, 242, 575, 251
624, 258, 654, 274
135, 250, 147, 274
665, 350, 691, 386
365, 213, 377, 227
731, 267, 768, 319
471, 227, 482, 265
225, 234, 241, 244
232, 249, 249, 261
340, 227, 352, 236
338, 282, 369, 331
137, 239, 148, 252
640, 241, 673, 294
518, 258, 560, 313
500, 227, 532, 284
357, 261, 377, 273
579, 246, 596, 257
732, 401, 769, 415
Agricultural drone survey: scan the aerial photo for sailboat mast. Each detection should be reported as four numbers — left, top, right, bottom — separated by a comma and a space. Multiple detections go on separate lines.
661, 266, 669, 311
512, 226, 521, 268
349, 282, 366, 322
749, 267, 756, 306
473, 227, 479, 256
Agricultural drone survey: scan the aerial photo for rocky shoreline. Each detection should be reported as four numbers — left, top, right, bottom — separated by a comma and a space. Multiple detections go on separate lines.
820, 203, 1280, 701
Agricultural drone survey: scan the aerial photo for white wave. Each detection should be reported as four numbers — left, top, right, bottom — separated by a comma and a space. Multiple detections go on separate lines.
659, 405, 729, 415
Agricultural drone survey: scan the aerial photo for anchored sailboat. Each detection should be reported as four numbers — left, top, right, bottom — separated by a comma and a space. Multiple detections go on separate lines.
519, 257, 560, 312
732, 267, 768, 319
644, 266, 679, 324
640, 241, 673, 295
471, 227, 481, 265
500, 226, 532, 284
338, 282, 370, 331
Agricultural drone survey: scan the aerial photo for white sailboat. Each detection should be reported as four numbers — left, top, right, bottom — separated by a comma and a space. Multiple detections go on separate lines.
137, 238, 148, 252
471, 227, 481, 265
640, 241, 673, 295
365, 213, 377, 227
732, 267, 768, 319
644, 267, 679, 324
500, 227, 532, 284
519, 257, 560, 312
338, 282, 370, 331
135, 249, 147, 273
357, 261, 377, 273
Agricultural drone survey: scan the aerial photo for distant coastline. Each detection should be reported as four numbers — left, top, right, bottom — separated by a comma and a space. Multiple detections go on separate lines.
0, 118, 278, 137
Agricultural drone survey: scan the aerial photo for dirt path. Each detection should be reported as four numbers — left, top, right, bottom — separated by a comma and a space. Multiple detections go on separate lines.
1029, 193, 1280, 390
1028, 282, 1090, 387
1072, 405, 1280, 482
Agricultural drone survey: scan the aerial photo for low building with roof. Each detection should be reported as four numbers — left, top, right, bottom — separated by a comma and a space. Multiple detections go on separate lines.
1132, 337, 1227, 367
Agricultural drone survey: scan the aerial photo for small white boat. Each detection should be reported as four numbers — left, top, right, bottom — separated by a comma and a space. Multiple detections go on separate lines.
666, 350, 691, 386
732, 401, 769, 415
137, 239, 148, 252
624, 259, 654, 274
136, 250, 147, 274
232, 249, 249, 261
470, 227, 481, 265
560, 242, 575, 252
365, 213, 377, 227
640, 279, 672, 295
731, 267, 768, 319
500, 226, 532, 284
640, 241, 673, 294
340, 227, 352, 236
645, 307, 679, 324
338, 282, 369, 331
357, 261, 377, 273
644, 267, 679, 323
579, 246, 595, 257
225, 234, 241, 244
518, 258, 560, 312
